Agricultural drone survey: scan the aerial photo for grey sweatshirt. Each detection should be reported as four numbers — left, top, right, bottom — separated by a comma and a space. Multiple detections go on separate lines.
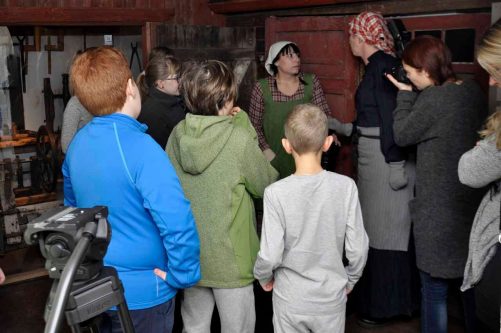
254, 170, 368, 315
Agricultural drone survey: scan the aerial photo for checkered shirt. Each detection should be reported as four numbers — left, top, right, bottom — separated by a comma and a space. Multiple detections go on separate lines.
248, 73, 330, 150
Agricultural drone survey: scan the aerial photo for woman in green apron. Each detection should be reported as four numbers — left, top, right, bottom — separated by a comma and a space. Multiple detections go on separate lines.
249, 41, 348, 178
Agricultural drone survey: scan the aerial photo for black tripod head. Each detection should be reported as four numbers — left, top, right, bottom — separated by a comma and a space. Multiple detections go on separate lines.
24, 206, 111, 281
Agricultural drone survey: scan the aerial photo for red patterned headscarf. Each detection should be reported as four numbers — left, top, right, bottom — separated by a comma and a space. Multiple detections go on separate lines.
349, 11, 395, 56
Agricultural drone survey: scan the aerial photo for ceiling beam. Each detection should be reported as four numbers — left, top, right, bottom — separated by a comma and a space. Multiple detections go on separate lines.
0, 7, 174, 26
208, 0, 378, 14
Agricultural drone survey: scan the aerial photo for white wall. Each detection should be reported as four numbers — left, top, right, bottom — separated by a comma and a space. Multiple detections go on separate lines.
10, 32, 143, 132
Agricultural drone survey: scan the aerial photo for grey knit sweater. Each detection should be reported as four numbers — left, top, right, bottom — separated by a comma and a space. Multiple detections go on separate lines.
393, 80, 487, 278
459, 135, 501, 290
61, 96, 93, 153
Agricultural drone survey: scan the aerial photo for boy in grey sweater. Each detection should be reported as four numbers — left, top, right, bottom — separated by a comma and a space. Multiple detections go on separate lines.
254, 103, 369, 333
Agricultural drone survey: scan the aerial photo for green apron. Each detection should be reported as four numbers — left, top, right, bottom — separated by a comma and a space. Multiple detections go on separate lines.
260, 74, 314, 178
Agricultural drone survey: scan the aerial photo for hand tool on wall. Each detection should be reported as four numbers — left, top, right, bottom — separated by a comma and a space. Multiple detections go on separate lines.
130, 42, 142, 72
15, 36, 27, 93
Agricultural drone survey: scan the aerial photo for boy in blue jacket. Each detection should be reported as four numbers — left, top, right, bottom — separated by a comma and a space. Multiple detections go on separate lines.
63, 46, 200, 333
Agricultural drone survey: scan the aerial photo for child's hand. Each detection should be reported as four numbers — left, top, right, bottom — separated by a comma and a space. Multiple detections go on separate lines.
262, 279, 274, 292
154, 268, 167, 280
0, 268, 5, 285
230, 106, 242, 117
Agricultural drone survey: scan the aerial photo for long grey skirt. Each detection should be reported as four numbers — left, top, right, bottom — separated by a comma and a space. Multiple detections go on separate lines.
357, 127, 415, 251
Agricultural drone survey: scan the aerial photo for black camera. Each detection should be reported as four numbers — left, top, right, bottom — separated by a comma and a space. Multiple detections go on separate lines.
389, 63, 411, 85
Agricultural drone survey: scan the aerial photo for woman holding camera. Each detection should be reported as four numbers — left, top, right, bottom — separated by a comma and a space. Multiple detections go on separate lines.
348, 11, 418, 327
387, 35, 486, 333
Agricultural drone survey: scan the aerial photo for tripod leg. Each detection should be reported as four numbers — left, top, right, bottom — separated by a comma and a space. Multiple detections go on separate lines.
70, 323, 83, 333
117, 302, 135, 333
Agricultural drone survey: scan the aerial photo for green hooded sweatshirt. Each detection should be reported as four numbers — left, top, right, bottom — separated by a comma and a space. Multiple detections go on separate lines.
166, 111, 278, 288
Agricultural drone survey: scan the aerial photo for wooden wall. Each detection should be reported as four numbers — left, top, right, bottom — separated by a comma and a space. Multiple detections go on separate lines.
0, 0, 225, 26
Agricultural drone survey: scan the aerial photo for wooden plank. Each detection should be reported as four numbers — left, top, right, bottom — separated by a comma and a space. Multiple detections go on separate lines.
225, 0, 494, 21
37, 0, 60, 7
0, 137, 36, 148
15, 192, 58, 206
2, 268, 48, 285
208, 0, 378, 14
0, 7, 174, 25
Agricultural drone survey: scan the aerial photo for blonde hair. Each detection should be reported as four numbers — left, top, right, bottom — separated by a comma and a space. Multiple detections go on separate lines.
477, 18, 501, 149
181, 60, 237, 116
284, 103, 328, 154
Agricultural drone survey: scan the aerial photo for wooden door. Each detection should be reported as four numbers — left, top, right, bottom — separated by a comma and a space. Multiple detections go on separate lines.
265, 13, 491, 177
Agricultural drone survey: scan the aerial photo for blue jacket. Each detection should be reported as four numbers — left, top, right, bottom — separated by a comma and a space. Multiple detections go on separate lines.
63, 113, 201, 310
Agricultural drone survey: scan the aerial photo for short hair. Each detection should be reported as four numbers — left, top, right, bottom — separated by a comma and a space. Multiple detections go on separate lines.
138, 55, 180, 100
402, 36, 456, 85
477, 18, 501, 82
269, 43, 301, 75
284, 103, 328, 154
70, 46, 131, 116
181, 60, 237, 116
148, 46, 173, 61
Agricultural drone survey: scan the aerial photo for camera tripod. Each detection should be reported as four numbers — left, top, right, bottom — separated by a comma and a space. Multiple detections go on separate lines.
24, 206, 135, 333
46, 266, 134, 333
44, 221, 134, 333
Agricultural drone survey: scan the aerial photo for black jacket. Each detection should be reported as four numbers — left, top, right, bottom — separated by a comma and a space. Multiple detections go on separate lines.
356, 50, 407, 162
138, 87, 187, 149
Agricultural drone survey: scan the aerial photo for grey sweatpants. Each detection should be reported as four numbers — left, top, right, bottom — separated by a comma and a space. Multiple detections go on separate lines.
273, 299, 346, 333
181, 285, 255, 333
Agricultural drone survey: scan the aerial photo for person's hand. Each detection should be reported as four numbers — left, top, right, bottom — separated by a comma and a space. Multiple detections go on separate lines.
346, 287, 352, 295
331, 134, 341, 147
385, 73, 413, 91
0, 268, 5, 285
230, 106, 242, 117
154, 268, 167, 280
262, 279, 274, 292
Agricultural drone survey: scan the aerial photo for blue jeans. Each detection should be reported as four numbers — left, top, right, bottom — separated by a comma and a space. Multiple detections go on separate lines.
419, 270, 477, 333
100, 298, 175, 333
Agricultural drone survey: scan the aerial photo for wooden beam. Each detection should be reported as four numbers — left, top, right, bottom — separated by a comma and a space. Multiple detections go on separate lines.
0, 7, 174, 26
208, 0, 378, 14
2, 268, 48, 286
225, 0, 494, 19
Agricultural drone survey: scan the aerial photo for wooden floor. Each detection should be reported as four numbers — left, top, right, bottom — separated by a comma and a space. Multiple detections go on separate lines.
0, 276, 469, 333
345, 313, 465, 333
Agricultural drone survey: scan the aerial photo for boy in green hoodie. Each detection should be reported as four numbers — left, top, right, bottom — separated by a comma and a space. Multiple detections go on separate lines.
166, 60, 278, 333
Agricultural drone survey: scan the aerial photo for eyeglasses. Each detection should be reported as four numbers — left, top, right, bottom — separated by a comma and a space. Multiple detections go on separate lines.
165, 76, 180, 82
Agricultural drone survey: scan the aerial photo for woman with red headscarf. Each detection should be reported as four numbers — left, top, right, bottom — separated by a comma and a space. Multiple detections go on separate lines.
348, 12, 419, 327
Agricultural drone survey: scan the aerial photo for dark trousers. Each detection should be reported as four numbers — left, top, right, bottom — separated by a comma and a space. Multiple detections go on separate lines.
419, 271, 477, 333
100, 298, 175, 333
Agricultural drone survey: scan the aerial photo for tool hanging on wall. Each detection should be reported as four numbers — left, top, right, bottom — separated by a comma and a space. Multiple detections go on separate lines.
44, 29, 64, 75
130, 42, 142, 72
15, 36, 27, 93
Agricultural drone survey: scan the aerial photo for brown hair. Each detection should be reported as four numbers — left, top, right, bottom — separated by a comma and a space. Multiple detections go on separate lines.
180, 60, 237, 116
148, 46, 173, 61
477, 19, 501, 149
137, 55, 180, 100
284, 103, 328, 154
70, 46, 131, 116
402, 36, 456, 85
